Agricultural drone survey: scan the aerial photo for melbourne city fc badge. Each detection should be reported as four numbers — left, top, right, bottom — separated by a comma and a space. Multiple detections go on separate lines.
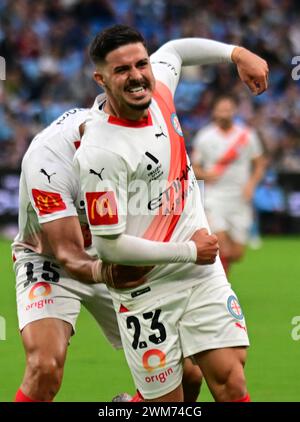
227, 295, 244, 320
171, 112, 183, 136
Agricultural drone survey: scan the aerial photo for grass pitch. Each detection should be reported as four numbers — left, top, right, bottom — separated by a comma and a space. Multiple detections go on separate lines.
1, 236, 299, 402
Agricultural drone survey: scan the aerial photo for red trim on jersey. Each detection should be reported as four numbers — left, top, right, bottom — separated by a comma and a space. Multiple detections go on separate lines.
119, 304, 130, 313
12, 254, 16, 262
74, 140, 81, 149
108, 112, 153, 128
142, 81, 188, 242
32, 189, 67, 216
86, 191, 118, 226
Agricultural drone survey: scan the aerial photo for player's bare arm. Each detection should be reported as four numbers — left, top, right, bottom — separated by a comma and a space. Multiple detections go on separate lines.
243, 155, 267, 201
231, 46, 269, 95
42, 216, 150, 288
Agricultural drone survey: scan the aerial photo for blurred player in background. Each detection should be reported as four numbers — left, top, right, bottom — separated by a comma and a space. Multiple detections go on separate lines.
75, 25, 268, 402
192, 95, 266, 274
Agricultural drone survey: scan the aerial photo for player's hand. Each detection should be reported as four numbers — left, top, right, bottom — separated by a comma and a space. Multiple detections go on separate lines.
102, 263, 154, 289
232, 46, 269, 95
190, 228, 219, 265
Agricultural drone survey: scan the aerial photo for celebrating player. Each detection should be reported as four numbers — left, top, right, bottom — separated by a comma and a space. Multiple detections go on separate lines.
12, 31, 260, 401
75, 25, 268, 401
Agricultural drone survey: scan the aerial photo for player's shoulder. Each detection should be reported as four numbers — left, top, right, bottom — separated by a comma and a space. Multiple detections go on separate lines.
194, 123, 216, 142
234, 123, 257, 139
24, 108, 89, 158
51, 108, 89, 138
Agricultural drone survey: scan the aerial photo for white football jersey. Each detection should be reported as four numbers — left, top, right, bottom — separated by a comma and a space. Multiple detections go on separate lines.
13, 108, 91, 256
75, 50, 225, 299
193, 123, 263, 199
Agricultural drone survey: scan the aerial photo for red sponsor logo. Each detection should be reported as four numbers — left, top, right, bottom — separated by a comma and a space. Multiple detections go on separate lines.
86, 191, 118, 226
32, 189, 66, 216
145, 367, 174, 384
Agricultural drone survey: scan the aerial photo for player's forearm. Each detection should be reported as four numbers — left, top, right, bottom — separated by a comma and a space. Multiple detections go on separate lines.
93, 233, 197, 266
249, 157, 266, 188
158, 38, 235, 66
55, 247, 100, 284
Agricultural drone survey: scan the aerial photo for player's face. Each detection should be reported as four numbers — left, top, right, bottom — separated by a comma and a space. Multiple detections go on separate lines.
96, 43, 155, 119
213, 99, 236, 129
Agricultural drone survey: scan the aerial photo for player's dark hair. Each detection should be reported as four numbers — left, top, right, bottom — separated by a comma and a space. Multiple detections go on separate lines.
89, 24, 147, 65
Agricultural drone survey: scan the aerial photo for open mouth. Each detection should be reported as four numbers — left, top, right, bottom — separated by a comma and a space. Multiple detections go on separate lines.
127, 86, 145, 94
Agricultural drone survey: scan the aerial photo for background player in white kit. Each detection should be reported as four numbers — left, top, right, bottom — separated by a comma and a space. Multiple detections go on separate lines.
192, 95, 266, 274
75, 25, 268, 402
12, 106, 154, 402
12, 34, 258, 402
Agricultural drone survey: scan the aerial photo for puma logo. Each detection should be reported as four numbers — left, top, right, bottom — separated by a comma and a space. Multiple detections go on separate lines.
40, 169, 56, 183
155, 127, 167, 139
235, 322, 247, 331
89, 168, 104, 180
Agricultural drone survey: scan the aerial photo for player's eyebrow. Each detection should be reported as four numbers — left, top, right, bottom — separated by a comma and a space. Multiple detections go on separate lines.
114, 64, 130, 73
114, 58, 149, 73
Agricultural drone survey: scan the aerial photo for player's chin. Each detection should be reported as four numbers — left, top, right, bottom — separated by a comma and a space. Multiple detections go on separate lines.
128, 98, 152, 111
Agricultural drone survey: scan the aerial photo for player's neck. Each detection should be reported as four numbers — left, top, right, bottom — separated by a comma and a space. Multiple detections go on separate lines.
217, 122, 234, 133
104, 99, 148, 122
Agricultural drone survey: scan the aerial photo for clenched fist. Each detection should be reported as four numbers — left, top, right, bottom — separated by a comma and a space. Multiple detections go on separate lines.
232, 46, 269, 95
190, 228, 219, 265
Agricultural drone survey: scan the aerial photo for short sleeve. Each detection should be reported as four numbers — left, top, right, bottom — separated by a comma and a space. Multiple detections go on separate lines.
75, 146, 128, 236
23, 148, 78, 224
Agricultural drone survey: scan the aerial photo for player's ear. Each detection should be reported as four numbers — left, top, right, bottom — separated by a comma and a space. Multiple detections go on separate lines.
93, 71, 106, 88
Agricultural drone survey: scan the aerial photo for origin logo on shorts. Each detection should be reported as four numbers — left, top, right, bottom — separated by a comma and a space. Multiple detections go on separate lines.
86, 191, 118, 226
142, 349, 173, 384
227, 295, 244, 320
32, 189, 66, 216
26, 282, 54, 311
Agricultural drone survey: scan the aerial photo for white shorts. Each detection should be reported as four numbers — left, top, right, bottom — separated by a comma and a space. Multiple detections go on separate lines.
205, 196, 252, 244
14, 249, 122, 349
114, 276, 249, 399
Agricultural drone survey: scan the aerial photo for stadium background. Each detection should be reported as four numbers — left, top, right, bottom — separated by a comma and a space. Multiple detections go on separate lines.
0, 0, 300, 402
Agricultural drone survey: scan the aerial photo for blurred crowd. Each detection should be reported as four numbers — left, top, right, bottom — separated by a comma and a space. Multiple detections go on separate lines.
1, 0, 300, 174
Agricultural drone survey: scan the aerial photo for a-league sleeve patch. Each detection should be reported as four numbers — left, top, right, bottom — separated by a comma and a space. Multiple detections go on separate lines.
86, 191, 119, 226
32, 189, 67, 216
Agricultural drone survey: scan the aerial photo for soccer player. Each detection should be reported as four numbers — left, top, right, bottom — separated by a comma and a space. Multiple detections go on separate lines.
12, 31, 250, 402
75, 25, 268, 402
192, 95, 266, 274
12, 106, 152, 402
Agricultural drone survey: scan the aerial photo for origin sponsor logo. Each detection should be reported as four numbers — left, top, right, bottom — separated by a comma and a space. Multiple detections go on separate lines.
145, 367, 174, 384
26, 282, 54, 311
142, 349, 166, 372
26, 298, 54, 311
